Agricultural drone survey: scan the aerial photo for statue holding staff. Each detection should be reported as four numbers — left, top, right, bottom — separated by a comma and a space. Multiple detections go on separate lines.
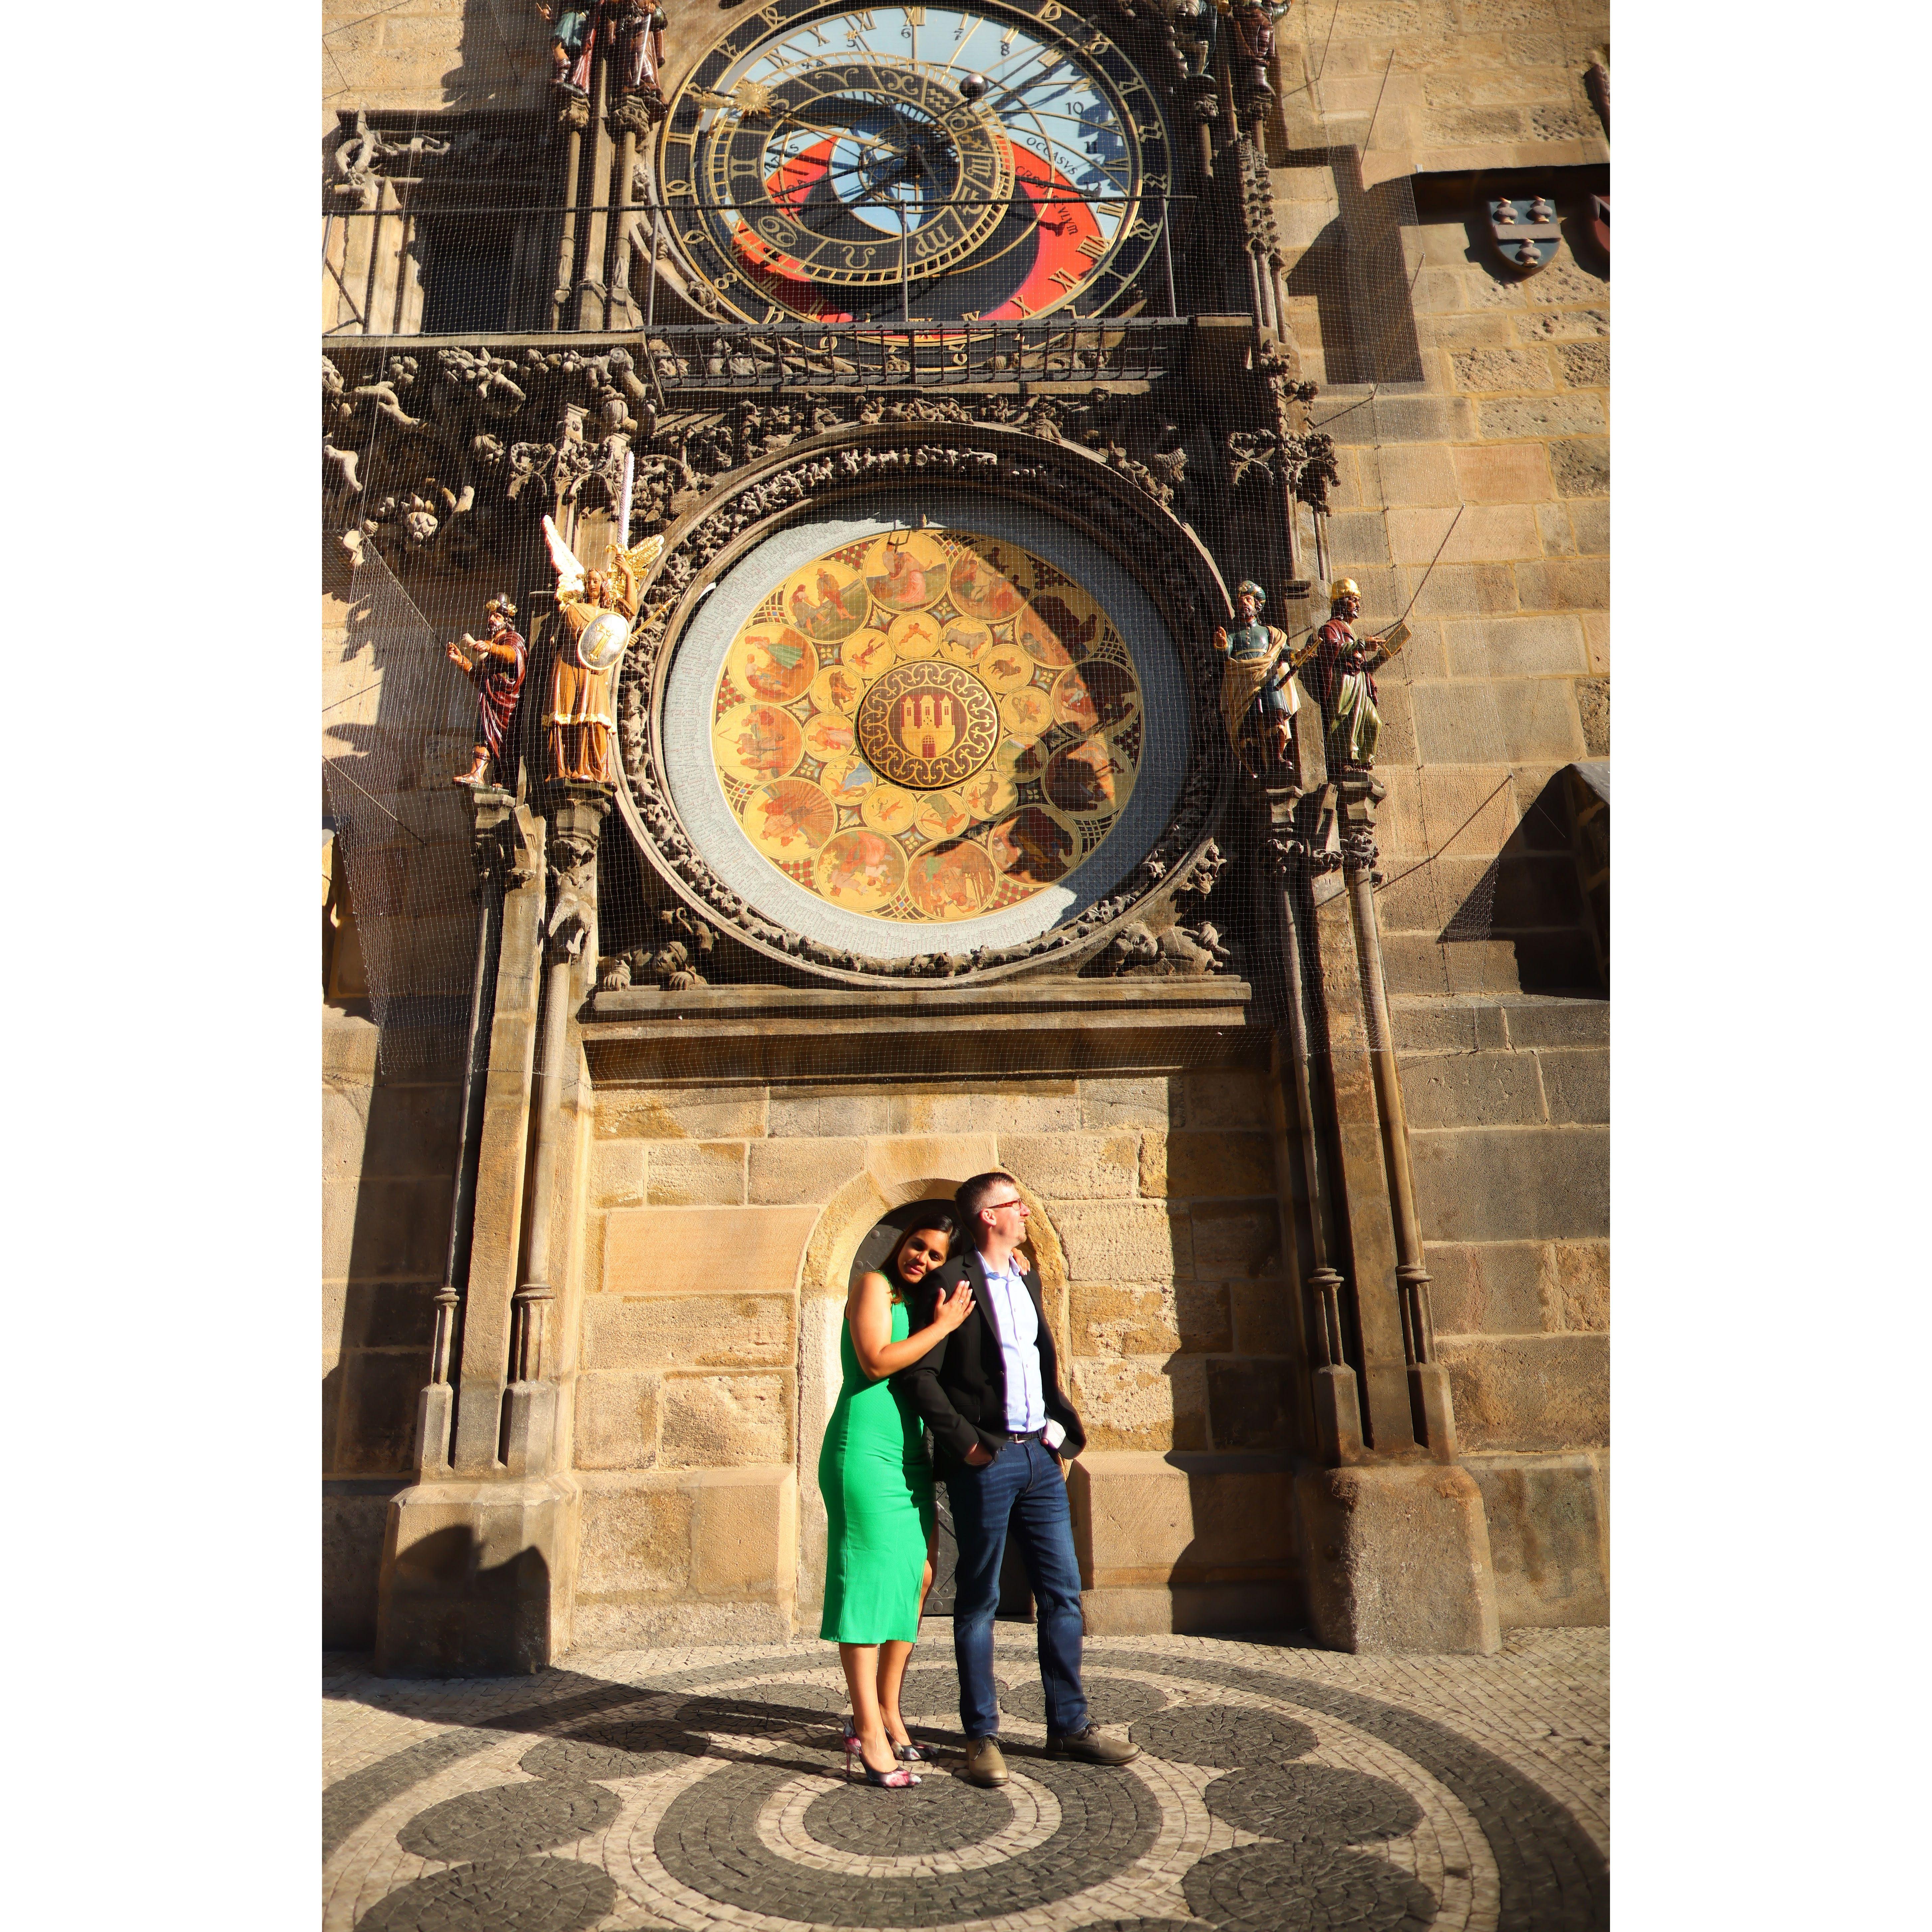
446, 594, 528, 789
1212, 578, 1303, 771
1301, 576, 1408, 775
610, 2, 669, 105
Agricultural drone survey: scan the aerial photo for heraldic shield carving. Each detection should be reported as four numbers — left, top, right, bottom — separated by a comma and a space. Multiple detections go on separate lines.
1487, 193, 1561, 274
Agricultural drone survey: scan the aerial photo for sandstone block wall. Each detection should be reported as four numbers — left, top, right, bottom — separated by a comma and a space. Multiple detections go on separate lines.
1259, 2, 1611, 1625
1271, 0, 1609, 178
321, 0, 1611, 1644
571, 1069, 1303, 1641
322, 0, 551, 124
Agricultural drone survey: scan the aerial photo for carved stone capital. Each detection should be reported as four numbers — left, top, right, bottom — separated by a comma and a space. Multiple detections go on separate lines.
541, 781, 612, 964
1337, 778, 1384, 882
468, 785, 541, 893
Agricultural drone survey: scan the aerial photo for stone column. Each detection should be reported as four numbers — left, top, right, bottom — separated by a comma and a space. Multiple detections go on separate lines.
412, 785, 526, 1475
375, 794, 585, 1675
551, 96, 590, 329
1307, 806, 1418, 1459
1337, 777, 1460, 1464
1284, 773, 1500, 1655
502, 781, 611, 1479
1260, 778, 1364, 1467
448, 796, 547, 1473
575, 51, 618, 330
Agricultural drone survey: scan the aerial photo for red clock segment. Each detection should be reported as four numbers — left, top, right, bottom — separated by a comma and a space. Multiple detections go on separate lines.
732, 132, 1103, 325
989, 141, 1103, 322
733, 139, 853, 320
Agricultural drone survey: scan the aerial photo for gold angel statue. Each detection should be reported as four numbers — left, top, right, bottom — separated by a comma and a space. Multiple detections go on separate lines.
541, 513, 663, 784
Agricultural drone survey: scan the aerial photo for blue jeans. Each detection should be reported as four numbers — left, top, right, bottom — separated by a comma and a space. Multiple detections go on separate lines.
946, 1439, 1088, 1739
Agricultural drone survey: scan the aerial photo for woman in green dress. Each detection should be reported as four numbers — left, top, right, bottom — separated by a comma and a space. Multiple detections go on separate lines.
819, 1210, 974, 1788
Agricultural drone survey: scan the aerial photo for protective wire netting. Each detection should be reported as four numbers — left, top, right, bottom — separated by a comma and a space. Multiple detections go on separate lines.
321, 2, 1606, 1078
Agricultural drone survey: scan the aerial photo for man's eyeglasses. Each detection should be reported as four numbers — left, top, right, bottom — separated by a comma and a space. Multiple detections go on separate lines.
981, 1197, 1029, 1216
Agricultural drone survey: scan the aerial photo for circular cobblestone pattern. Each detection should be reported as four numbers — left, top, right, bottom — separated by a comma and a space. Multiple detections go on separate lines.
893, 1664, 977, 1720
1202, 1762, 1422, 1846
519, 1718, 709, 1784
804, 1775, 1016, 1856
354, 1855, 618, 1932
1129, 1704, 1318, 1768
396, 1780, 621, 1861
325, 1635, 1609, 1931
657, 1753, 1162, 1925
1184, 1842, 1439, 1932
1003, 1674, 1170, 1728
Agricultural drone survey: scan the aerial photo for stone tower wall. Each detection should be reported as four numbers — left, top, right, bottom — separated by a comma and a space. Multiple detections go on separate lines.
321, 0, 1610, 1646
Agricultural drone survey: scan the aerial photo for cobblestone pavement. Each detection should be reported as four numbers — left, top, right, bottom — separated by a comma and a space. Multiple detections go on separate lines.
324, 1627, 1606, 1932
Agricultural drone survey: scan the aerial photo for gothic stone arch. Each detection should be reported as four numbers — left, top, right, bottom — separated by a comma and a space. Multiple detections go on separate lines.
792, 1166, 1070, 1624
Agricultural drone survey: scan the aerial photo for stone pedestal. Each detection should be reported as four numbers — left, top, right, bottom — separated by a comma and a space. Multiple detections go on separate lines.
1070, 1451, 1300, 1635
1293, 1462, 1501, 1654
375, 1474, 581, 1676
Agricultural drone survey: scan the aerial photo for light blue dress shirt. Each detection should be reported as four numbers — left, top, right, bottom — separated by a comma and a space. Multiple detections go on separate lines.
979, 1255, 1047, 1435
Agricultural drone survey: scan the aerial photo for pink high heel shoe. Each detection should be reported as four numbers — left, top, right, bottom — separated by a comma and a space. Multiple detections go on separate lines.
842, 1719, 921, 1787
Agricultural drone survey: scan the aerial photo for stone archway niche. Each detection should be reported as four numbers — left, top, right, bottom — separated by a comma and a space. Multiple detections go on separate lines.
792, 1170, 1067, 1627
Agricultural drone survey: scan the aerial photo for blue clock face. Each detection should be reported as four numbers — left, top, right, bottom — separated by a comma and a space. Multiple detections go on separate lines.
660, 1, 1170, 325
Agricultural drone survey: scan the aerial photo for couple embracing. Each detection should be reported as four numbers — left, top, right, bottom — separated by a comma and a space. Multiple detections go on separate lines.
816, 1171, 1142, 1790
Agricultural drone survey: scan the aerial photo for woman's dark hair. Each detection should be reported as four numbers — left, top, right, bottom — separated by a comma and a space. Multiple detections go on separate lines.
888, 1209, 959, 1282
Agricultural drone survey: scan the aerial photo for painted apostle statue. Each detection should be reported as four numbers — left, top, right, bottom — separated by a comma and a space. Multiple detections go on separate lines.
1226, 0, 1291, 99
1212, 579, 1301, 771
1302, 576, 1400, 775
447, 594, 528, 788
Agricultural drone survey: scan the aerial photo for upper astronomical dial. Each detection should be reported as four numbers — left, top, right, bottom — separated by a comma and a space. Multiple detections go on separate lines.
661, 1, 1170, 326
708, 60, 1016, 287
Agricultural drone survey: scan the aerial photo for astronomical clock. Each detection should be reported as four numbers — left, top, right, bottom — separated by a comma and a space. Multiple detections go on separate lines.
643, 489, 1214, 974
661, 1, 1172, 325
585, 0, 1263, 985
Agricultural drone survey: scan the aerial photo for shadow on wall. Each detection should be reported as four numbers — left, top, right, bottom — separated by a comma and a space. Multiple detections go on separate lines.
1279, 147, 1425, 388
323, 0, 552, 116
380, 1528, 553, 1677
1438, 766, 1608, 997
324, 1003, 470, 1648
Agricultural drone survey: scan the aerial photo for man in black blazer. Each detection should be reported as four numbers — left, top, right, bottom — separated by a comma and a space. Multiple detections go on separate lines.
893, 1170, 1142, 1788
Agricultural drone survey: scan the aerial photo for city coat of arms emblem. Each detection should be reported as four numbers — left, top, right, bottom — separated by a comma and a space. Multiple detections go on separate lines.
1486, 194, 1560, 275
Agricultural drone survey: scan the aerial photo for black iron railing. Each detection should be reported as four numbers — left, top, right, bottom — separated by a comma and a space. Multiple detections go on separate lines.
322, 189, 1188, 339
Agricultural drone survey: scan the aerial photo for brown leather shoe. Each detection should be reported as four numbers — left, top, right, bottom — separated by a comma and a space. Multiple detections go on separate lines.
962, 1736, 1009, 1787
1045, 1724, 1142, 1766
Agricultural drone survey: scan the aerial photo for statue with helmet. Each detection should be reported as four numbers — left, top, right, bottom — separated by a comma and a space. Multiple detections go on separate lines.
541, 513, 662, 784
446, 594, 529, 789
1301, 577, 1408, 776
1212, 578, 1307, 775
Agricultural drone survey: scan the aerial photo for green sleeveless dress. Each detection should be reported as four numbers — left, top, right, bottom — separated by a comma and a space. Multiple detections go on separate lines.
817, 1297, 936, 1643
